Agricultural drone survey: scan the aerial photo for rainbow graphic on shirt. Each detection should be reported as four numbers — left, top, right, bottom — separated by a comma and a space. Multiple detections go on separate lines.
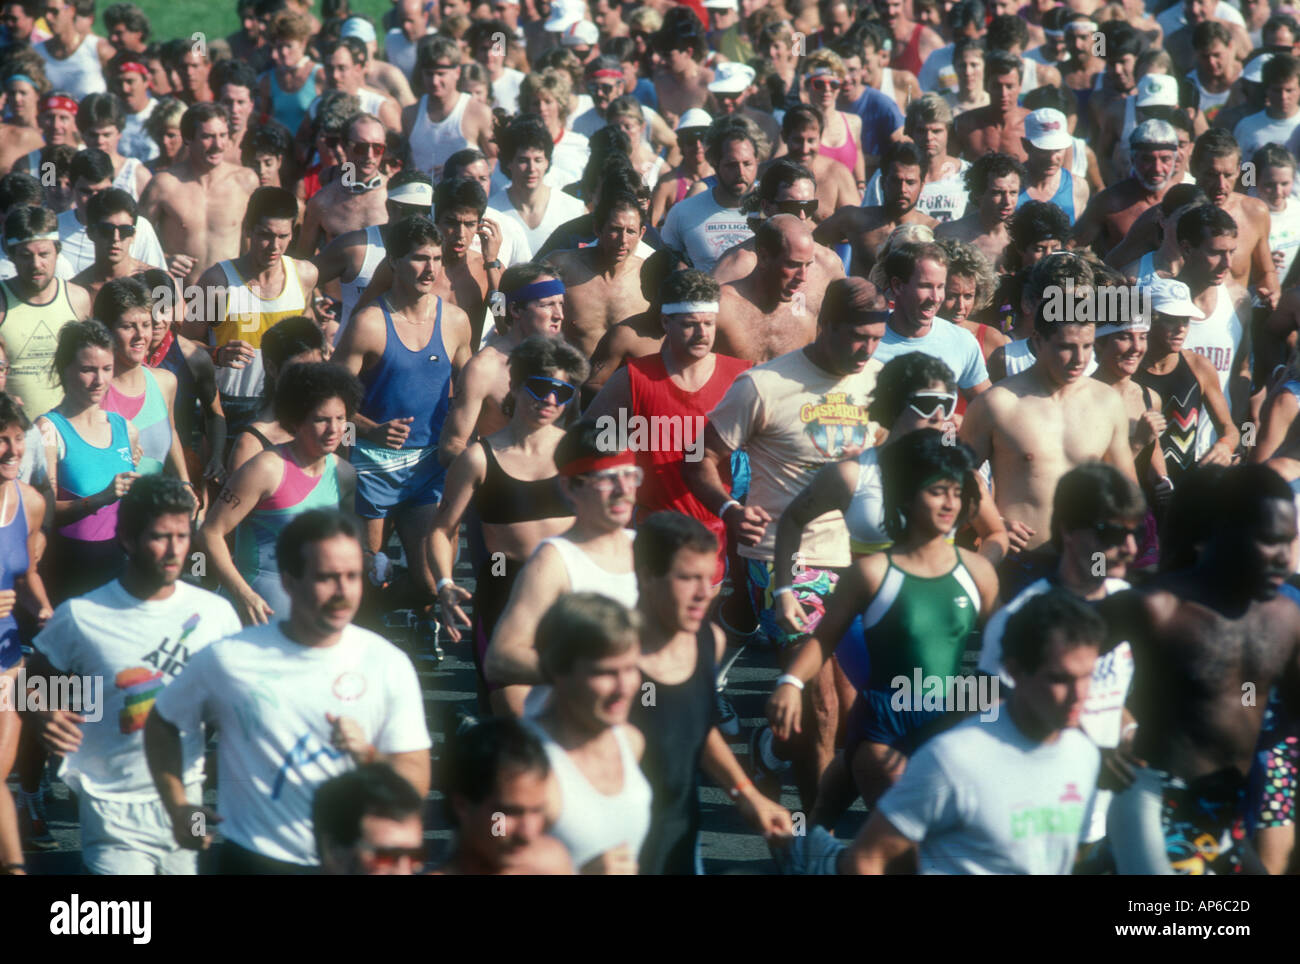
116, 667, 165, 734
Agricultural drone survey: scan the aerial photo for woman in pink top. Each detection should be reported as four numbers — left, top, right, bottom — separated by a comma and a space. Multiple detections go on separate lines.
803, 50, 865, 193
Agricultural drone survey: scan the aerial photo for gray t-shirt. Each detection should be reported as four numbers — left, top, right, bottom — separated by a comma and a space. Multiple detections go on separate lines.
877, 711, 1100, 874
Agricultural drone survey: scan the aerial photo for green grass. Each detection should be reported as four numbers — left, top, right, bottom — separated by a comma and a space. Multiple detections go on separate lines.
120, 0, 395, 60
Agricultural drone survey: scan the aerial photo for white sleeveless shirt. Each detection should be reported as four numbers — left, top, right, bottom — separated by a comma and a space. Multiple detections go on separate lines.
113, 156, 142, 200
410, 92, 470, 181
1185, 283, 1243, 458
35, 33, 106, 99
539, 531, 638, 609
338, 225, 386, 344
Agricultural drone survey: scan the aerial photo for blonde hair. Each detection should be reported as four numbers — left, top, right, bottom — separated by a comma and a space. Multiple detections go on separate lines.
803, 48, 846, 83
268, 10, 314, 44
868, 224, 937, 291
520, 68, 574, 120
936, 238, 997, 312
627, 6, 662, 32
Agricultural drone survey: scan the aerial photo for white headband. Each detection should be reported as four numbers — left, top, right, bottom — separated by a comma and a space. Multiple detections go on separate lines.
1066, 20, 1098, 31
662, 301, 719, 314
5, 230, 58, 249
1043, 28, 1064, 38
387, 182, 433, 206
1095, 320, 1151, 337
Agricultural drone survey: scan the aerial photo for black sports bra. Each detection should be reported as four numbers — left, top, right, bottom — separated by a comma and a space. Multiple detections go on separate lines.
475, 439, 571, 526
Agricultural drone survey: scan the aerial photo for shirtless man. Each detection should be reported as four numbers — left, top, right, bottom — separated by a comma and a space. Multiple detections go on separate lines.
433, 177, 503, 349
545, 190, 649, 359
1072, 119, 1180, 260
138, 103, 259, 288
814, 141, 936, 280
716, 216, 819, 363
298, 113, 390, 258
954, 51, 1029, 163
651, 20, 713, 128
402, 37, 496, 180
1100, 466, 1300, 875
935, 151, 1024, 270
773, 105, 860, 223
961, 306, 1137, 589
713, 160, 844, 312
437, 262, 565, 467
70, 187, 150, 300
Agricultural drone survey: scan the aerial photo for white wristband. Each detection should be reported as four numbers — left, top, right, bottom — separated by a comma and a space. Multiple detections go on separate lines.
776, 673, 804, 691
719, 499, 740, 519
1121, 722, 1138, 740
436, 577, 455, 591
772, 585, 794, 597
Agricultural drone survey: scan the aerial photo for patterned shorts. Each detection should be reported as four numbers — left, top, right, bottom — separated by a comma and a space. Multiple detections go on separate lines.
1257, 734, 1299, 829
746, 558, 839, 649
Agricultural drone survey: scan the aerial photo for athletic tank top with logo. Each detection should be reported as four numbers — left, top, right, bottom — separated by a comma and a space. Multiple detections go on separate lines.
410, 92, 470, 181
338, 226, 386, 344
43, 409, 135, 542
212, 256, 307, 402
357, 296, 452, 449
1184, 283, 1242, 458
268, 63, 322, 135
1135, 353, 1201, 486
102, 366, 170, 475
113, 156, 142, 200
1017, 168, 1075, 225
860, 549, 980, 691
1, 278, 77, 417
0, 482, 28, 656
35, 33, 107, 99
525, 720, 652, 871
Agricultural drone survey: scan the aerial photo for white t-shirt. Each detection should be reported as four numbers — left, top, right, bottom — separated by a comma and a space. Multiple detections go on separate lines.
33, 580, 242, 801
660, 188, 752, 274
120, 98, 160, 162
472, 204, 534, 267
863, 160, 969, 223
571, 103, 662, 145
488, 186, 586, 255
549, 128, 591, 189
977, 576, 1135, 843
491, 67, 525, 114
1235, 109, 1300, 162
878, 711, 1101, 874
153, 621, 432, 865
870, 317, 988, 389
56, 208, 166, 274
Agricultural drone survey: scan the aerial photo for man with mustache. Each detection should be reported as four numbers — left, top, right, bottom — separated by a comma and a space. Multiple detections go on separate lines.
815, 140, 937, 281
685, 278, 887, 812
961, 301, 1138, 595
1100, 465, 1300, 875
544, 190, 649, 359
716, 216, 821, 363
24, 476, 239, 874
1073, 120, 1181, 260
146, 509, 432, 873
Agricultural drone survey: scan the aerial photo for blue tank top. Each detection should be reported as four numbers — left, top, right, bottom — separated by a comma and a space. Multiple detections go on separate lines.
1017, 168, 1075, 225
42, 410, 135, 542
359, 297, 452, 449
0, 482, 28, 654
157, 334, 198, 444
268, 63, 321, 135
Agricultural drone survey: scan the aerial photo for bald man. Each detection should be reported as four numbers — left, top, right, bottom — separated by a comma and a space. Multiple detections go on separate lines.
715, 215, 820, 362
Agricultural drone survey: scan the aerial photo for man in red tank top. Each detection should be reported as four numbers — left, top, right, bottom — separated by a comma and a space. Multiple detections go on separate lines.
585, 269, 750, 583
874, 0, 943, 76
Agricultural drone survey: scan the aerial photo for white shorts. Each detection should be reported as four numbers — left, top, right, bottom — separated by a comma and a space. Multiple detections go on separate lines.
79, 782, 204, 875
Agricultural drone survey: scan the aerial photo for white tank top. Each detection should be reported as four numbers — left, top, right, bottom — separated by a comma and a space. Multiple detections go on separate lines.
1185, 283, 1243, 458
1003, 337, 1037, 377
36, 33, 106, 99
410, 92, 470, 181
540, 531, 638, 609
1020, 58, 1038, 92
113, 156, 141, 200
338, 225, 385, 343
845, 446, 889, 555
527, 721, 652, 870
1069, 136, 1088, 178
879, 68, 896, 102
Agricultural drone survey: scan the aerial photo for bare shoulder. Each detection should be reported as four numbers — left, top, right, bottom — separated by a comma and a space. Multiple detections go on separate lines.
621, 721, 645, 759
151, 365, 177, 392
958, 545, 997, 586
514, 835, 575, 875
813, 244, 845, 276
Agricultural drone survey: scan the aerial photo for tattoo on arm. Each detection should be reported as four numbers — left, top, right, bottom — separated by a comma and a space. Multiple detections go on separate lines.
219, 488, 241, 508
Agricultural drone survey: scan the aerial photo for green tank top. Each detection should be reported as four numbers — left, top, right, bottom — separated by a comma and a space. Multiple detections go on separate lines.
861, 549, 981, 689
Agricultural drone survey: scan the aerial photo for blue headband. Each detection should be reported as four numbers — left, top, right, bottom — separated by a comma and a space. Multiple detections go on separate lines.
506, 278, 565, 305
6, 74, 35, 88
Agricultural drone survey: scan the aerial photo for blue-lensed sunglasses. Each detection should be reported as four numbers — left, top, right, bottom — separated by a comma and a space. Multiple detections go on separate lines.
524, 375, 576, 405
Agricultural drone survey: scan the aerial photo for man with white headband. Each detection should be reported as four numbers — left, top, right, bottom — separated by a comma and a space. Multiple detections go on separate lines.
1073, 118, 1180, 257
0, 204, 92, 415
587, 268, 750, 583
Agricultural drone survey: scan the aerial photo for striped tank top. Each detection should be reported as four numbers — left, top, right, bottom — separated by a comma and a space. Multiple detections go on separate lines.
102, 366, 170, 475
43, 409, 136, 542
1, 278, 78, 417
1135, 353, 1201, 486
212, 256, 307, 403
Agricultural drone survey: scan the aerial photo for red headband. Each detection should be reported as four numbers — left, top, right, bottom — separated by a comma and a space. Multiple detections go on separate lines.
558, 450, 637, 477
119, 61, 150, 78
591, 69, 623, 80
39, 94, 78, 115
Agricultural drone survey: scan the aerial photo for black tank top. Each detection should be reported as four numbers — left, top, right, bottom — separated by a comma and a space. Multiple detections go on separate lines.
158, 336, 199, 442
1135, 353, 1201, 486
244, 424, 277, 452
631, 625, 716, 875
475, 438, 570, 525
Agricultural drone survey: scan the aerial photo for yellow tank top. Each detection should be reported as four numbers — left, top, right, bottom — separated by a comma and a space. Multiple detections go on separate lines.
212, 255, 306, 400
1, 278, 76, 417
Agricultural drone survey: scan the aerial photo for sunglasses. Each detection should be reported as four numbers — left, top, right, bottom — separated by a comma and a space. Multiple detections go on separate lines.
523, 375, 576, 405
581, 465, 644, 491
906, 391, 958, 419
349, 140, 385, 157
362, 845, 426, 869
91, 222, 136, 241
1092, 521, 1142, 548
775, 199, 819, 217
589, 82, 621, 95
810, 77, 842, 91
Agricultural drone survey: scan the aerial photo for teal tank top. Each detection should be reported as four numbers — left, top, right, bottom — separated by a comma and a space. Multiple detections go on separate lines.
103, 367, 170, 475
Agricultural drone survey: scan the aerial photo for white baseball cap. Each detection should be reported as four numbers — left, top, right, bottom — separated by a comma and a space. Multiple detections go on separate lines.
708, 61, 756, 94
1136, 73, 1178, 108
545, 0, 585, 32
676, 107, 712, 131
1024, 108, 1072, 150
1147, 277, 1206, 320
340, 17, 377, 44
703, 0, 739, 9
561, 20, 599, 47
1243, 51, 1274, 84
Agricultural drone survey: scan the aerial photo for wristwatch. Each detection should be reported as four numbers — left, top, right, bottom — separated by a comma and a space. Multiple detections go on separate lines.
486, 259, 504, 270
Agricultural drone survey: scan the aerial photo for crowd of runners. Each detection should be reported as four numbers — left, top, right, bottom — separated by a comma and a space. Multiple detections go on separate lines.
0, 0, 1297, 876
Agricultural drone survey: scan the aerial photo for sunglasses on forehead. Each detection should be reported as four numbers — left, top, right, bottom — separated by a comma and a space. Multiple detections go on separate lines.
523, 375, 576, 405
906, 391, 957, 419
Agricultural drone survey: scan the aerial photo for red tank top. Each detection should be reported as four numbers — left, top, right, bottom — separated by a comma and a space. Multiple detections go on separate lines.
892, 22, 926, 76
627, 351, 751, 582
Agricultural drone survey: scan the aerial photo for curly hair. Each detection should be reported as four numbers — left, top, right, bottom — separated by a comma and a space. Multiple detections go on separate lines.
273, 361, 364, 432
936, 238, 996, 314
963, 151, 1027, 203
867, 352, 957, 427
